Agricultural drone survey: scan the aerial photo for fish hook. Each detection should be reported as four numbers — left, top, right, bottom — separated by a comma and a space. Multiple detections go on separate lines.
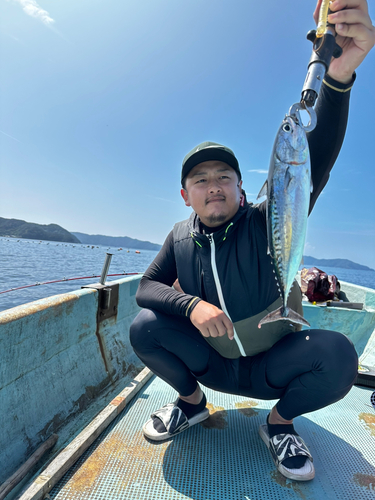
288, 103, 317, 133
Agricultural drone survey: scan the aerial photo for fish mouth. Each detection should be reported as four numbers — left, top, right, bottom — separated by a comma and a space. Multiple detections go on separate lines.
206, 196, 225, 205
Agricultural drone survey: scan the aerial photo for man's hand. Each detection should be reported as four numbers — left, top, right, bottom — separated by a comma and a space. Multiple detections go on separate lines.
190, 301, 234, 340
313, 0, 375, 83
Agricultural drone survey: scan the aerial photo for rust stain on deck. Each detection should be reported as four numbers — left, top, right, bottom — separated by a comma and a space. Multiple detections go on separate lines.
235, 399, 259, 417
67, 431, 126, 494
270, 470, 308, 499
359, 412, 375, 436
119, 431, 169, 491
353, 473, 375, 491
127, 430, 169, 463
66, 430, 169, 496
200, 402, 228, 429
110, 396, 125, 407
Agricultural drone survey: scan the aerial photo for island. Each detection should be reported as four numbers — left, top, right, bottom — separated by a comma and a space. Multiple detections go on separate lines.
0, 217, 80, 243
72, 232, 161, 251
1, 217, 372, 269
303, 255, 374, 272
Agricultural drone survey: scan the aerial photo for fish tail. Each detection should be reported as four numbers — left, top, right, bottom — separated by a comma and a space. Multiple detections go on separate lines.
258, 306, 310, 329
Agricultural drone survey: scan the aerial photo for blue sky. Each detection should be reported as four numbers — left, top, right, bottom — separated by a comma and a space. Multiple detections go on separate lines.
1, 0, 374, 268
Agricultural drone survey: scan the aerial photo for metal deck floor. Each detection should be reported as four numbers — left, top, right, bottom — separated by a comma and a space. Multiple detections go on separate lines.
49, 376, 375, 500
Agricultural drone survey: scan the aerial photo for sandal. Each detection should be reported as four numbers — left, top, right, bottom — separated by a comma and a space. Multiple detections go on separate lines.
259, 424, 315, 481
143, 403, 209, 441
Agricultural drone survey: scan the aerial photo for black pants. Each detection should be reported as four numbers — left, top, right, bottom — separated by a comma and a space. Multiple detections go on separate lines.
130, 309, 358, 420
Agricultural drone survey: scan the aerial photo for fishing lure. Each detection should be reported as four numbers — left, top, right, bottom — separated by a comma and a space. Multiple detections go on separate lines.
316, 0, 331, 37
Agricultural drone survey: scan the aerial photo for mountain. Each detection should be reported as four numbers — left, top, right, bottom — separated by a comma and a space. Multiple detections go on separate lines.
1, 218, 371, 267
72, 232, 161, 251
0, 217, 80, 243
303, 256, 374, 272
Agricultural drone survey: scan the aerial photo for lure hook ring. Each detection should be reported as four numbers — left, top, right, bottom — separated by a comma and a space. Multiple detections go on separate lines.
288, 103, 317, 132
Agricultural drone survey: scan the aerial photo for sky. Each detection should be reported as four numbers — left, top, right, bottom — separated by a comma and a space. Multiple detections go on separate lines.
1, 0, 374, 269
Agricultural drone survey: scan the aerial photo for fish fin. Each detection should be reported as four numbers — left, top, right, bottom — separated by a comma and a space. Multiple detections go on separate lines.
258, 306, 310, 329
284, 167, 293, 190
257, 180, 268, 200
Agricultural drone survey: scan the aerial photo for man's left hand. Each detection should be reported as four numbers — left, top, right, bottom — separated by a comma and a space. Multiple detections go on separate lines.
313, 0, 375, 83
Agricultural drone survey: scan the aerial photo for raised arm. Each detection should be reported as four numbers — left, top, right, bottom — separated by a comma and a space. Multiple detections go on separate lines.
315, 0, 375, 84
307, 74, 351, 213
308, 0, 374, 213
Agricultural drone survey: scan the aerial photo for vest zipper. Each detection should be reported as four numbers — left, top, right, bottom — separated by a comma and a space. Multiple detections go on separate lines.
207, 234, 246, 356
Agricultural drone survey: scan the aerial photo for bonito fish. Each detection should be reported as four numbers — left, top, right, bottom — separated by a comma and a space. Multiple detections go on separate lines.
257, 111, 312, 328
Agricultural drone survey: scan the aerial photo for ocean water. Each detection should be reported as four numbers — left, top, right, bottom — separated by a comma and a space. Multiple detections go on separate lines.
0, 237, 374, 313
0, 237, 159, 313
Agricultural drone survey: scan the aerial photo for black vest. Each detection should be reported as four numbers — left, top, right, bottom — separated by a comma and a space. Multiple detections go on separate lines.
173, 205, 303, 358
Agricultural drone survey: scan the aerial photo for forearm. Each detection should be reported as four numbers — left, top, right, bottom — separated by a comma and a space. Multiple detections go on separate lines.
307, 73, 354, 213
135, 230, 201, 317
136, 277, 201, 317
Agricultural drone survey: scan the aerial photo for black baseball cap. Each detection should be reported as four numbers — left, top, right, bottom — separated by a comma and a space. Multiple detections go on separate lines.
181, 141, 241, 186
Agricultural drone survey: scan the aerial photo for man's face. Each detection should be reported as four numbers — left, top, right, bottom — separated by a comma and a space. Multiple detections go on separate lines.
181, 161, 242, 227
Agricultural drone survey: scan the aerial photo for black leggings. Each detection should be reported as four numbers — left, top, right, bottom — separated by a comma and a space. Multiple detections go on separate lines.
130, 309, 358, 420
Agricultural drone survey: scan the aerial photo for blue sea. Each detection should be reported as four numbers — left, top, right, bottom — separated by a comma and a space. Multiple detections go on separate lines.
0, 236, 374, 313
0, 237, 160, 313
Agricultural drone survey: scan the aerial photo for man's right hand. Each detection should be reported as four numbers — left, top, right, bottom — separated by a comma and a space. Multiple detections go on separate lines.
190, 301, 234, 340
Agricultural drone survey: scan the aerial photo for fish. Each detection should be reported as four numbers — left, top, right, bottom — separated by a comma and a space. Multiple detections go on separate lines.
257, 110, 312, 328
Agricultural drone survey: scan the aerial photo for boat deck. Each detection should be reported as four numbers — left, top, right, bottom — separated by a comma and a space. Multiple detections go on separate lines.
47, 375, 375, 500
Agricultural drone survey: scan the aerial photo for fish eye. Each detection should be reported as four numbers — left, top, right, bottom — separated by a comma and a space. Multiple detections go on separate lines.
283, 123, 291, 132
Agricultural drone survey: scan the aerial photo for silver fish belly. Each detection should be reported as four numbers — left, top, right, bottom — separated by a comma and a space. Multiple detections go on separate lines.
257, 114, 312, 328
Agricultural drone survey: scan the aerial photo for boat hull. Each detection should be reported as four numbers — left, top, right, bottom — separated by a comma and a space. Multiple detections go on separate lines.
0, 275, 145, 486
1, 276, 375, 493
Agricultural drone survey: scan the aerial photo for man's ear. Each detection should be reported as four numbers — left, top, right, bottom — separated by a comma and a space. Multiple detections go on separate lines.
181, 188, 191, 207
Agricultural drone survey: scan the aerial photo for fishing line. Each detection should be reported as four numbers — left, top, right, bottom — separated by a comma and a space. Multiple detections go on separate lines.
0, 273, 141, 295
